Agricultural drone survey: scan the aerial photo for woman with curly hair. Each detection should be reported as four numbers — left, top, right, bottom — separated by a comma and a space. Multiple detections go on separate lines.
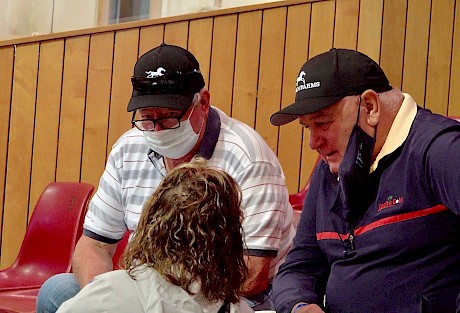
57, 158, 253, 313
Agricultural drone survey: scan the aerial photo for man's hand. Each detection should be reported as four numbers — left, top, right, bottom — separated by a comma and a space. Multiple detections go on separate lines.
241, 255, 271, 295
295, 303, 325, 313
71, 235, 118, 287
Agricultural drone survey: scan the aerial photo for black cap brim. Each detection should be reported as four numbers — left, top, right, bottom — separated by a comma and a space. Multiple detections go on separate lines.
270, 95, 344, 126
127, 93, 194, 112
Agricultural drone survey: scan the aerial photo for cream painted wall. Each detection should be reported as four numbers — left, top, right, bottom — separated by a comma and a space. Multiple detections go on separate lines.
52, 0, 98, 33
0, 0, 53, 39
0, 0, 282, 40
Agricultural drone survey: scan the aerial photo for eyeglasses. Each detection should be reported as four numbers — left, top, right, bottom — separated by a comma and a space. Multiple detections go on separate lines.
131, 106, 191, 131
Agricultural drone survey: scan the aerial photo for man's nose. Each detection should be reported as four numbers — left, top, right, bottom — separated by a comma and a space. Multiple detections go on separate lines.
153, 122, 165, 131
308, 128, 323, 150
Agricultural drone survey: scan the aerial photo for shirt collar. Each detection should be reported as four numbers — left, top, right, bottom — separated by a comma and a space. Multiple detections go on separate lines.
370, 93, 417, 172
197, 107, 220, 159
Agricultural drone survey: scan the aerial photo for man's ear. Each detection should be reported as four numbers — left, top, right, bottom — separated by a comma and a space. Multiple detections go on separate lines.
199, 88, 211, 111
361, 89, 380, 126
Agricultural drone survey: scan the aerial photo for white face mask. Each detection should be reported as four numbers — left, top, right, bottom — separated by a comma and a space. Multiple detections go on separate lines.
143, 107, 204, 159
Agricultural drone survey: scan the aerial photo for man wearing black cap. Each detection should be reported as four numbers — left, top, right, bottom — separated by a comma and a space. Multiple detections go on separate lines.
271, 48, 460, 313
37, 44, 295, 312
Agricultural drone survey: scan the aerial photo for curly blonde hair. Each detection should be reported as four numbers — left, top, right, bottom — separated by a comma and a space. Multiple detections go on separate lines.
123, 157, 247, 303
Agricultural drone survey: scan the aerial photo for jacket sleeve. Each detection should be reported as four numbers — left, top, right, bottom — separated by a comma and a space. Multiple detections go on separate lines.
272, 165, 330, 313
425, 127, 460, 215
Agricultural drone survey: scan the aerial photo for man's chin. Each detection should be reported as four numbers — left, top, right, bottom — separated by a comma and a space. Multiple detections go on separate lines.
326, 162, 339, 175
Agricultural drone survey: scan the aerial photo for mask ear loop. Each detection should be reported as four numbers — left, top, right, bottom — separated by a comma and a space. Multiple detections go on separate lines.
356, 95, 378, 141
355, 96, 361, 125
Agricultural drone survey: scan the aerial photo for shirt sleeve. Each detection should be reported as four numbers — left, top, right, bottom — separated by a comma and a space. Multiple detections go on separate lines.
272, 165, 330, 313
235, 160, 293, 256
83, 148, 127, 242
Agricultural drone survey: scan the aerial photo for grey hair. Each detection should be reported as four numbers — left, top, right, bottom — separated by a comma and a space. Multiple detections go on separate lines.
378, 88, 404, 114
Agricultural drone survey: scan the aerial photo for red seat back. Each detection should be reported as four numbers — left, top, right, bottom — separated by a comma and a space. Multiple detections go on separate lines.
112, 230, 130, 270
289, 156, 321, 227
0, 182, 94, 291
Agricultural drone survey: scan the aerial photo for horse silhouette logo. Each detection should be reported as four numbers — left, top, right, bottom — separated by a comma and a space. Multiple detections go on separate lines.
145, 67, 166, 78
296, 71, 306, 86
295, 71, 320, 93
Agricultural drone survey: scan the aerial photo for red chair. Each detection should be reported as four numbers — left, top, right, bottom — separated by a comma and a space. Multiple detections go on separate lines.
112, 230, 130, 270
289, 156, 321, 227
0, 182, 94, 313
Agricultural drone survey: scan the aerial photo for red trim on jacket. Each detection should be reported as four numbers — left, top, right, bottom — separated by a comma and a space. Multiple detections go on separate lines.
316, 204, 448, 240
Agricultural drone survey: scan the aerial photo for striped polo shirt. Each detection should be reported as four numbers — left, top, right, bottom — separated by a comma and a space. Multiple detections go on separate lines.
83, 107, 295, 279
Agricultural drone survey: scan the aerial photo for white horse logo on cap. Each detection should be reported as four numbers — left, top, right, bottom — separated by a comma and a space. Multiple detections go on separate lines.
295, 70, 320, 93
296, 71, 306, 86
145, 67, 166, 78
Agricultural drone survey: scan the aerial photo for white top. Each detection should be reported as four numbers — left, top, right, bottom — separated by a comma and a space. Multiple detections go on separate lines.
57, 266, 254, 313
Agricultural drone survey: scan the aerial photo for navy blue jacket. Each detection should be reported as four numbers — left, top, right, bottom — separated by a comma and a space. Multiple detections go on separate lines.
273, 109, 460, 313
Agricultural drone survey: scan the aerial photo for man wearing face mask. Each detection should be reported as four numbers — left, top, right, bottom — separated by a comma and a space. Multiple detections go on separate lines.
37, 44, 295, 312
270, 48, 460, 313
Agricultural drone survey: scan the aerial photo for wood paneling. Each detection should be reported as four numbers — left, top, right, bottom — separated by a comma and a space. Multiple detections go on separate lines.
231, 11, 262, 128
2, 43, 39, 267
107, 29, 139, 150
449, 0, 460, 116
209, 15, 238, 115
81, 32, 115, 189
139, 25, 165, 56
425, 0, 455, 115
0, 46, 15, 249
29, 39, 64, 211
1, 0, 460, 268
56, 36, 90, 182
380, 0, 407, 90
256, 7, 287, 152
402, 0, 431, 106
334, 0, 359, 49
188, 18, 214, 86
357, 0, 383, 62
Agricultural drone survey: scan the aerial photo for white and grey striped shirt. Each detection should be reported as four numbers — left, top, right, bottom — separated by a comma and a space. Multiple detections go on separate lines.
84, 107, 295, 279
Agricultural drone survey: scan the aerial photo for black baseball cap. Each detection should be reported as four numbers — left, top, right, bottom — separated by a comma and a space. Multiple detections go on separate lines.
270, 48, 392, 126
127, 44, 205, 112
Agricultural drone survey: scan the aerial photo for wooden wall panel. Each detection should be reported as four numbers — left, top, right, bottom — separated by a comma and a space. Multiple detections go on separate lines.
380, 0, 407, 90
139, 25, 165, 56
56, 36, 90, 182
164, 21, 189, 47
188, 18, 214, 86
402, 0, 430, 107
81, 33, 115, 189
209, 15, 238, 115
1, 0, 460, 268
309, 0, 335, 57
449, 1, 460, 116
1, 43, 39, 268
425, 0, 455, 115
29, 40, 64, 210
107, 29, 140, 150
334, 0, 359, 49
357, 0, 383, 62
256, 7, 287, 153
0, 46, 14, 245
278, 4, 311, 193
232, 11, 262, 129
